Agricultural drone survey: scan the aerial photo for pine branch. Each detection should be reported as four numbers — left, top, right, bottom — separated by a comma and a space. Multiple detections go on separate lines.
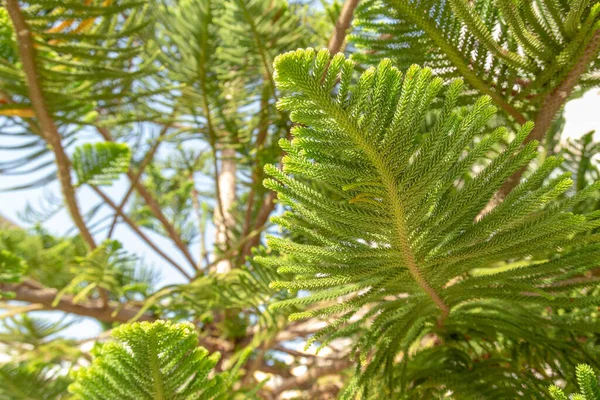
236, 0, 278, 94
132, 180, 198, 268
385, 0, 528, 124
69, 321, 230, 399
103, 125, 168, 239
96, 128, 197, 271
0, 280, 155, 323
494, 30, 600, 203
218, 1, 296, 270
238, 83, 273, 266
266, 49, 600, 395
328, 0, 361, 54
6, 0, 96, 250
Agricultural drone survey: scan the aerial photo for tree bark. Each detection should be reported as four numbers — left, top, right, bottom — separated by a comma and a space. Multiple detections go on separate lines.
213, 147, 237, 273
328, 0, 361, 54
488, 30, 600, 208
0, 280, 155, 323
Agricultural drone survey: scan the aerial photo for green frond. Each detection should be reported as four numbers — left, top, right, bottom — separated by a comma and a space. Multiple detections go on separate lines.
0, 362, 72, 400
140, 246, 289, 338
351, 0, 600, 118
265, 48, 600, 396
577, 364, 600, 400
128, 163, 199, 244
0, 249, 26, 284
0, 0, 159, 191
0, 226, 87, 288
69, 321, 228, 400
549, 364, 600, 400
217, 0, 308, 83
0, 8, 17, 62
53, 239, 151, 305
559, 131, 600, 214
0, 314, 76, 345
72, 142, 131, 186
1, 0, 158, 125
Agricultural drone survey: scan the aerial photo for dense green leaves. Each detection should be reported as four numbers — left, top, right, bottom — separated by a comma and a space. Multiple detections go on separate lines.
0, 362, 72, 400
0, 250, 26, 284
264, 48, 600, 397
72, 142, 131, 186
550, 364, 600, 400
0, 0, 157, 191
351, 0, 600, 118
0, 0, 158, 125
560, 131, 600, 213
70, 321, 227, 400
0, 8, 17, 62
0, 227, 87, 289
53, 239, 153, 305
0, 0, 599, 398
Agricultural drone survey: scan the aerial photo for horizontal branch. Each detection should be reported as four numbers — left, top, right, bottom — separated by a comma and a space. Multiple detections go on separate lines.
0, 280, 155, 323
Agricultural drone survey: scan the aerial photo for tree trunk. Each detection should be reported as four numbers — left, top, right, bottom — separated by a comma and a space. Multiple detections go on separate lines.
213, 147, 237, 273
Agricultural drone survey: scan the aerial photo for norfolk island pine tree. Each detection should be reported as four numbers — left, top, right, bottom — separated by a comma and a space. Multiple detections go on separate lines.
0, 0, 599, 398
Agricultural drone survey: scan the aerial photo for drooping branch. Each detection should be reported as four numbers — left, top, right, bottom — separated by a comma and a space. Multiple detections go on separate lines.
0, 280, 155, 323
6, 0, 96, 250
389, 0, 527, 125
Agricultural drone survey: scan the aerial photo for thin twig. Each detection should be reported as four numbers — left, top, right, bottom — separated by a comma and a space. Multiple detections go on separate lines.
100, 125, 170, 239
6, 0, 96, 250
240, 191, 276, 259
128, 178, 198, 269
96, 127, 197, 270
92, 186, 193, 280
237, 85, 271, 266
